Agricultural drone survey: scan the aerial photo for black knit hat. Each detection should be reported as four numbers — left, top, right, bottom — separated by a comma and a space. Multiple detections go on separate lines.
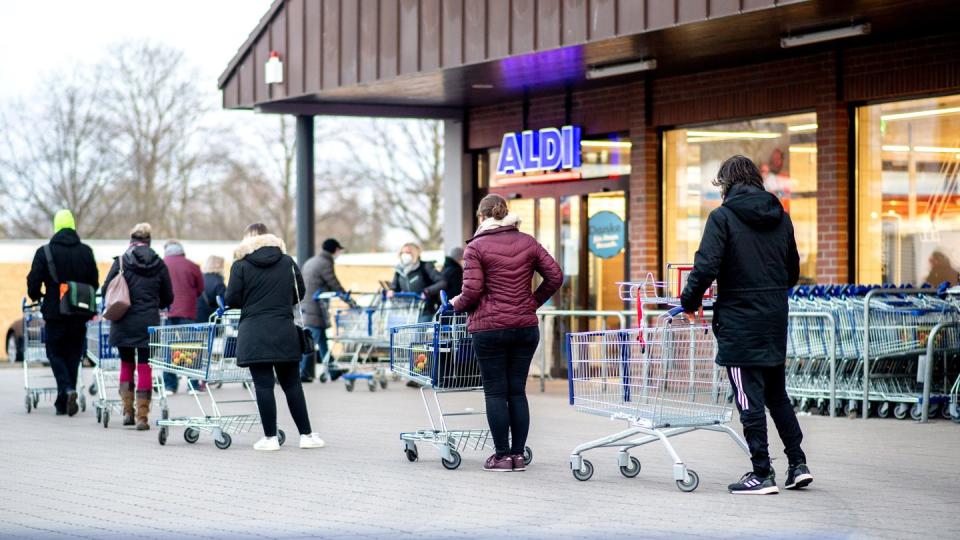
322, 238, 344, 253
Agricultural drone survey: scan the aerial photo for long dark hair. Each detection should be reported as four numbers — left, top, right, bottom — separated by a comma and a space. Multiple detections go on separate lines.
712, 155, 765, 198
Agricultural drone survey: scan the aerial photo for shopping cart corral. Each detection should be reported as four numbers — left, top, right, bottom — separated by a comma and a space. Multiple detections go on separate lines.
22, 300, 86, 414
332, 291, 424, 392
148, 310, 287, 449
86, 316, 167, 428
786, 285, 960, 421
390, 309, 532, 470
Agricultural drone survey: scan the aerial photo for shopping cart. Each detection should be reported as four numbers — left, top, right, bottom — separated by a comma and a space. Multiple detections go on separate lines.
149, 310, 287, 449
390, 299, 530, 470
86, 316, 167, 428
333, 291, 424, 392
22, 300, 86, 414
567, 306, 748, 491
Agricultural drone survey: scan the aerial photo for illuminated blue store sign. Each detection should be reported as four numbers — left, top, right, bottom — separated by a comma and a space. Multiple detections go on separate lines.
496, 125, 582, 175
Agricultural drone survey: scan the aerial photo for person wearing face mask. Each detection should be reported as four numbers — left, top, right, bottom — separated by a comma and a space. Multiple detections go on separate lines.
389, 242, 447, 322
299, 238, 350, 382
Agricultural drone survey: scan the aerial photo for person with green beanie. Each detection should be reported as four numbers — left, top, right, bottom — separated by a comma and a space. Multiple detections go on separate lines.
27, 209, 99, 416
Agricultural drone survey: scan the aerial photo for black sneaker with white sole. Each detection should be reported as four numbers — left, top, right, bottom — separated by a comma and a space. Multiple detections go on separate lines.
728, 471, 779, 495
785, 463, 813, 490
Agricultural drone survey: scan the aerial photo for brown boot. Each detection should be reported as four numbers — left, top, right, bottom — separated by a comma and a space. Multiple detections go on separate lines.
135, 390, 151, 431
120, 382, 135, 426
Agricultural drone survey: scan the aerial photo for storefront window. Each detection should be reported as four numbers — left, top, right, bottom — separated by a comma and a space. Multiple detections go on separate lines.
857, 95, 960, 285
663, 112, 819, 282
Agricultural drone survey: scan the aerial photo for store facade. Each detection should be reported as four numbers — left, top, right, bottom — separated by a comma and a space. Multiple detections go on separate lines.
219, 0, 960, 317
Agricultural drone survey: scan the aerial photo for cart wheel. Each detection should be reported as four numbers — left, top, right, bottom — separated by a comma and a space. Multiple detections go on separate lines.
942, 404, 953, 420
677, 469, 700, 492
368, 380, 377, 392
877, 401, 890, 418
619, 456, 642, 478
572, 459, 594, 481
380, 379, 388, 390
32, 395, 39, 408
24, 395, 31, 413
161, 408, 169, 420
345, 380, 355, 392
184, 428, 200, 444
89, 383, 98, 396
102, 410, 109, 428
441, 449, 462, 470
929, 403, 940, 419
277, 430, 286, 446
523, 446, 533, 466
404, 445, 419, 462
214, 433, 232, 450
158, 426, 168, 445
95, 406, 102, 424
910, 403, 923, 421
952, 404, 960, 424
799, 399, 810, 413
318, 372, 329, 383
894, 402, 909, 420
79, 394, 86, 412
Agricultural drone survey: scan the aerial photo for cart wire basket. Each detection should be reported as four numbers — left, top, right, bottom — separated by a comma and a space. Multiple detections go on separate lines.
567, 308, 748, 491
22, 300, 86, 414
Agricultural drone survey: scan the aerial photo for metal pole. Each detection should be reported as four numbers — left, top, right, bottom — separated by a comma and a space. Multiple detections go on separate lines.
295, 115, 315, 266
921, 322, 960, 423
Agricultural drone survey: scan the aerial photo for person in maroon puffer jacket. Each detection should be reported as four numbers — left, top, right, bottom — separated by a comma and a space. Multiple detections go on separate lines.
451, 194, 563, 472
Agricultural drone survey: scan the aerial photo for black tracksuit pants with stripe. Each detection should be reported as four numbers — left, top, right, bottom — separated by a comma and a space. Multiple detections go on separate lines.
727, 364, 806, 476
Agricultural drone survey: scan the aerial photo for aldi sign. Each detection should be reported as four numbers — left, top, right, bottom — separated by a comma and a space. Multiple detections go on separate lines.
496, 125, 582, 175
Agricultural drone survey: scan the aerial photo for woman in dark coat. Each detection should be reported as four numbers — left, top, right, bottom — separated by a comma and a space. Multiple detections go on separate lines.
451, 194, 563, 472
389, 242, 447, 321
101, 223, 173, 430
224, 223, 324, 451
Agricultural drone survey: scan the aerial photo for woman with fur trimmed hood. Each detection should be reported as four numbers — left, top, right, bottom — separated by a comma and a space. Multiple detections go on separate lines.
225, 223, 325, 451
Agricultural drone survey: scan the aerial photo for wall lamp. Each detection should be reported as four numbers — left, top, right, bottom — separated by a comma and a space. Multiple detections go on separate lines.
781, 23, 871, 48
586, 58, 657, 80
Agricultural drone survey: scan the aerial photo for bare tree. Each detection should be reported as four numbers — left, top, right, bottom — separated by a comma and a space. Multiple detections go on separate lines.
343, 119, 444, 249
0, 68, 119, 237
99, 41, 213, 237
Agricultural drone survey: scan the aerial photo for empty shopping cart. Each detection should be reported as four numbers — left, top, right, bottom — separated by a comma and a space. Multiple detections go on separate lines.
22, 300, 86, 414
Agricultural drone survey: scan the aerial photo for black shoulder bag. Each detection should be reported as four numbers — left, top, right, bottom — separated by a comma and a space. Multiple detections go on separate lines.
43, 244, 98, 317
292, 264, 316, 355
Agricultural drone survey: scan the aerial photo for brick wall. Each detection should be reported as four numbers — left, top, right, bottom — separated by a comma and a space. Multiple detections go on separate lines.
466, 32, 960, 286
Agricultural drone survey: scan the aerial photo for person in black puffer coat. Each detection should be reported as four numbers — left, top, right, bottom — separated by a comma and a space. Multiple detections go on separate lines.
101, 223, 173, 430
225, 223, 324, 451
26, 209, 99, 416
681, 155, 811, 495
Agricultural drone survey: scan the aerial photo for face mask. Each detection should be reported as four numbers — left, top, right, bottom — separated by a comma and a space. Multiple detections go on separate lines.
400, 253, 414, 265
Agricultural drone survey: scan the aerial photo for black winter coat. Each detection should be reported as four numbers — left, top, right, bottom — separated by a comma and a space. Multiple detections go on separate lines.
102, 243, 174, 348
224, 235, 305, 366
391, 260, 447, 315
680, 184, 800, 367
440, 257, 463, 298
27, 229, 100, 322
196, 273, 226, 324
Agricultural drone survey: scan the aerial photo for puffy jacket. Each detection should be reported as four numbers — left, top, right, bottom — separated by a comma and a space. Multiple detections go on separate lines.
301, 250, 346, 329
224, 234, 305, 366
391, 260, 447, 316
680, 184, 800, 367
27, 229, 99, 322
452, 226, 563, 333
196, 273, 226, 324
440, 257, 464, 298
164, 254, 204, 320
102, 243, 174, 348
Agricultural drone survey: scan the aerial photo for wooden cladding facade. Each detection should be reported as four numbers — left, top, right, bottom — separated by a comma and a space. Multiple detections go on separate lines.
220, 0, 788, 109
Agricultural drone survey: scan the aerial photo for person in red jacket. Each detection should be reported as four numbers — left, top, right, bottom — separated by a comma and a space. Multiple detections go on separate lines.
162, 240, 204, 393
452, 194, 563, 472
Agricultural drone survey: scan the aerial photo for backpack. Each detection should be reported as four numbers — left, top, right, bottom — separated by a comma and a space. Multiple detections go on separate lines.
102, 256, 132, 321
42, 244, 97, 317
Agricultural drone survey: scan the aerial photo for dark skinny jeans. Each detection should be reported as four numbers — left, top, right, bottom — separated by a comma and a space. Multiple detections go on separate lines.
473, 326, 540, 457
249, 362, 312, 438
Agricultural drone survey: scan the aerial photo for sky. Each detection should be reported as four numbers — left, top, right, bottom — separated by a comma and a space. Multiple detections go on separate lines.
0, 0, 271, 105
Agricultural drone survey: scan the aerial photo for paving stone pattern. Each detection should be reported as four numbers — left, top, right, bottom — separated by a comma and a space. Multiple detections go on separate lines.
1, 366, 957, 539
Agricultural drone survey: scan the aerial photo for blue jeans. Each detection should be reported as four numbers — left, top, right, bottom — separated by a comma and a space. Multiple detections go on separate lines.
300, 326, 329, 378
164, 317, 200, 392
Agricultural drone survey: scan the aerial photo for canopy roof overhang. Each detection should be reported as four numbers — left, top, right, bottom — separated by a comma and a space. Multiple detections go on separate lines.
219, 0, 960, 119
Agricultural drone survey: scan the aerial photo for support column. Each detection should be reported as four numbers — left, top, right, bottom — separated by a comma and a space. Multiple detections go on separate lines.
442, 117, 472, 252
295, 115, 315, 266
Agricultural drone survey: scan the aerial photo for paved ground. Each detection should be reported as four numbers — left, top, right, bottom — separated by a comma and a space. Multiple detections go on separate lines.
1, 365, 958, 540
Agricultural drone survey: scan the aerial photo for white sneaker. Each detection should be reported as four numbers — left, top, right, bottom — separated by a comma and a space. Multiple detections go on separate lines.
299, 433, 326, 449
253, 436, 280, 451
